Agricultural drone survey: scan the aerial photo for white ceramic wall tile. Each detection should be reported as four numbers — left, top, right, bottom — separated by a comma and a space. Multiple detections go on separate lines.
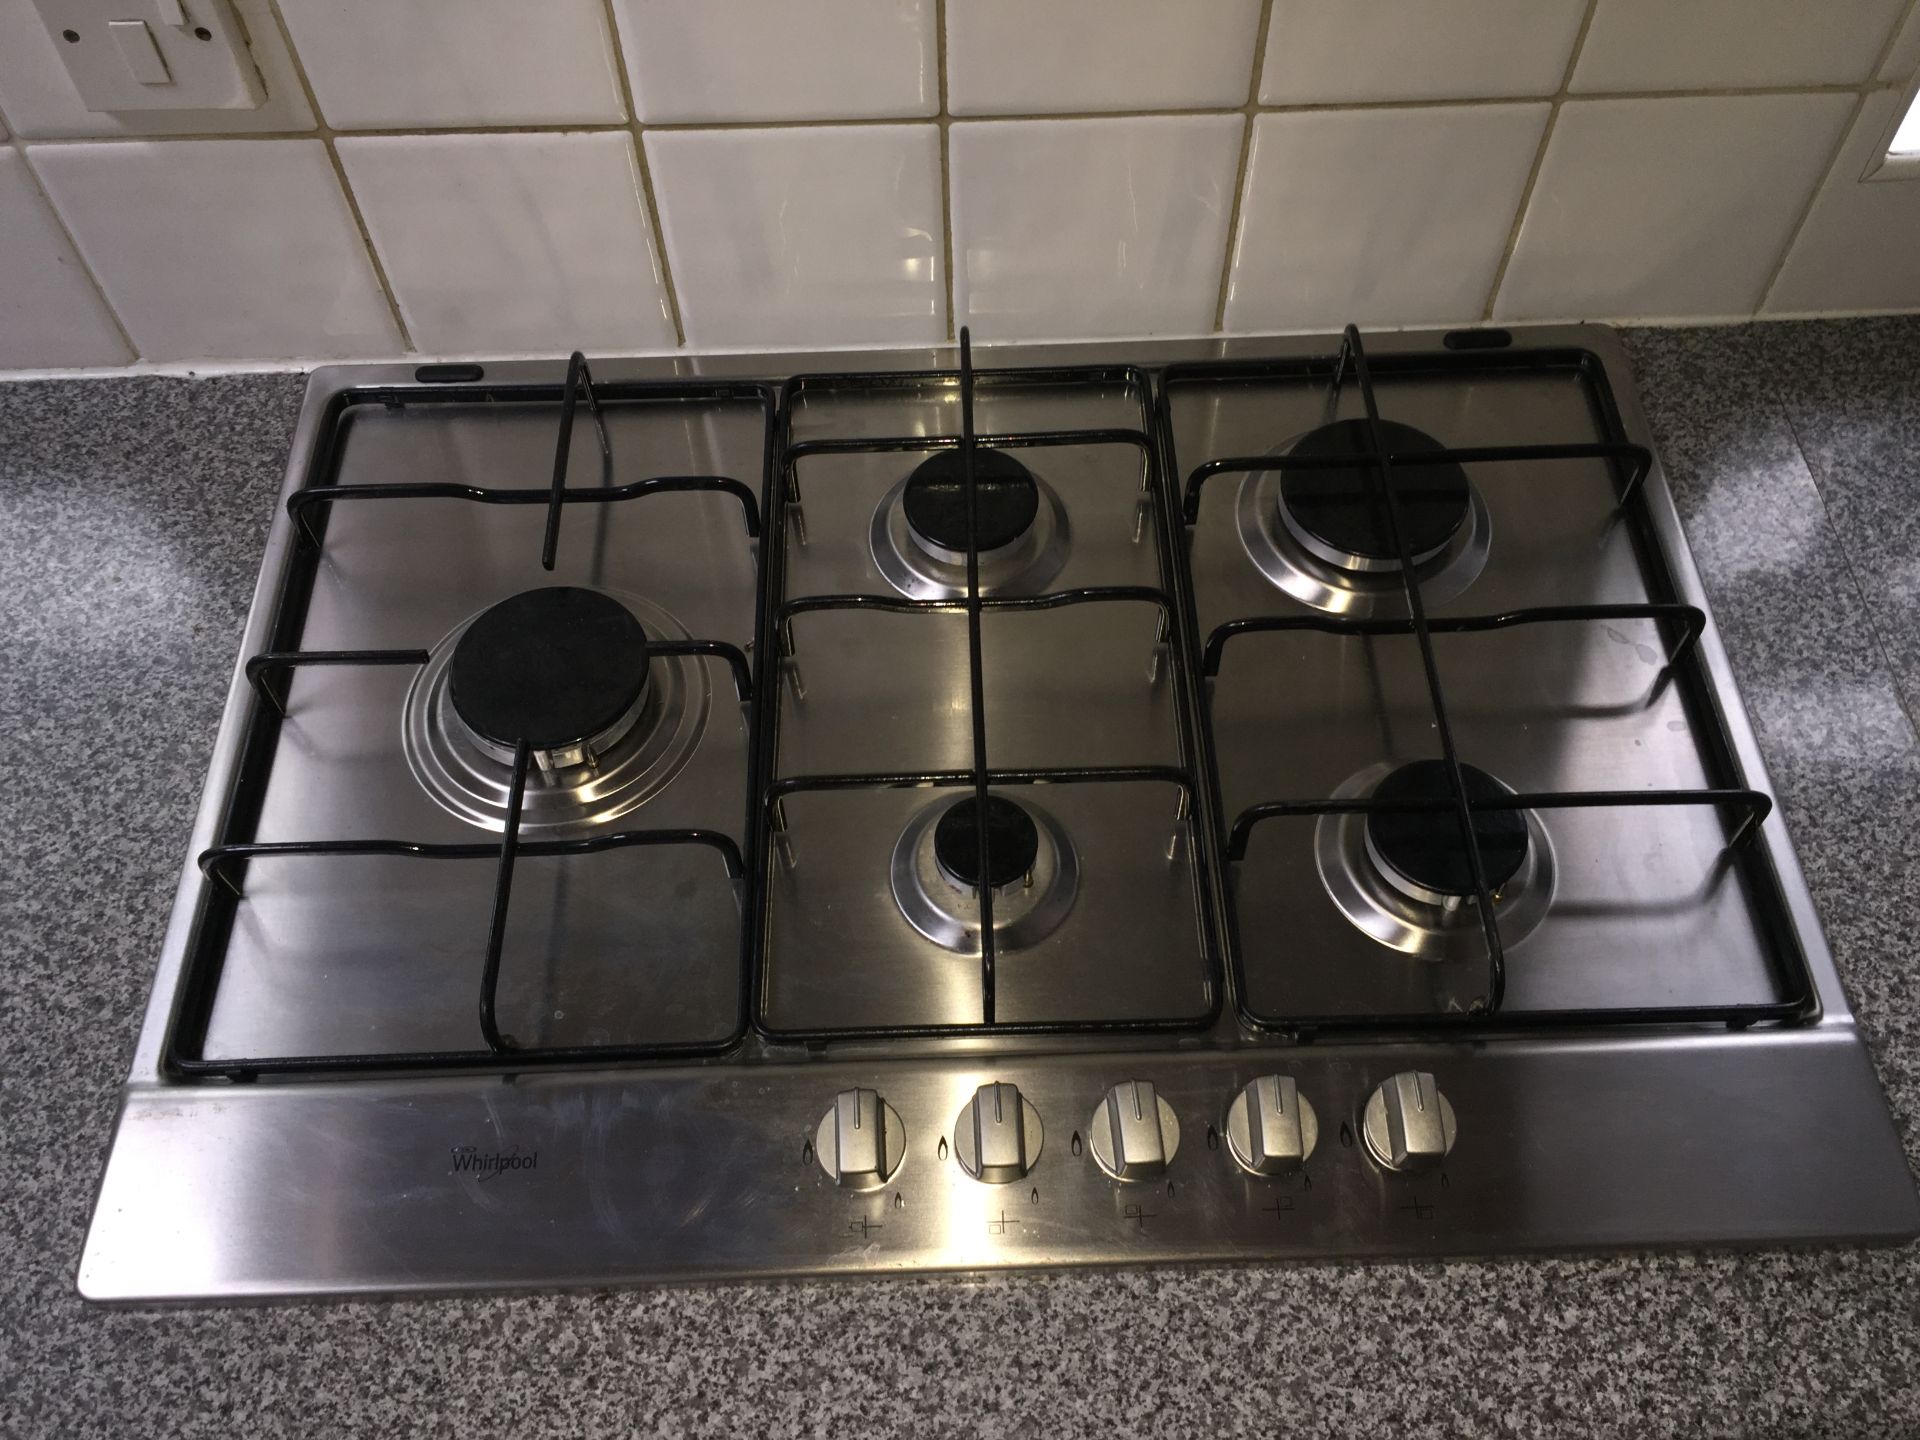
337, 133, 674, 354
1573, 0, 1908, 92
1766, 92, 1920, 314
1495, 95, 1854, 322
646, 125, 943, 348
277, 0, 624, 129
1259, 0, 1584, 104
1225, 105, 1548, 333
1882, 2, 1920, 80
0, 151, 128, 367
950, 115, 1242, 341
614, 0, 935, 123
29, 139, 399, 360
0, 0, 312, 138
946, 0, 1261, 115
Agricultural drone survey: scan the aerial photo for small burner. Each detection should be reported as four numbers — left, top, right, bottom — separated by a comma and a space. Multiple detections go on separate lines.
902, 448, 1041, 557
1279, 419, 1470, 571
1366, 760, 1529, 900
890, 792, 1078, 952
934, 794, 1041, 890
449, 586, 650, 756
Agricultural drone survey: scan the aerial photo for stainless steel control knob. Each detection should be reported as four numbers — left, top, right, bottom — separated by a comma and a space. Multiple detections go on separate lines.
1224, 1074, 1318, 1176
815, 1087, 906, 1190
953, 1082, 1043, 1184
1361, 1071, 1457, 1173
1088, 1079, 1181, 1182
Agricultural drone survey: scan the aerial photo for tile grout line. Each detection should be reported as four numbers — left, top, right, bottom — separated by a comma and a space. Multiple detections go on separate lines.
1211, 0, 1275, 333
1480, 0, 1599, 323
1, 49, 146, 359
1752, 90, 1872, 316
260, 0, 413, 352
12, 76, 1914, 152
1755, 0, 1919, 313
936, 0, 956, 343
11, 133, 143, 363
598, 0, 688, 347
6, 11, 1918, 370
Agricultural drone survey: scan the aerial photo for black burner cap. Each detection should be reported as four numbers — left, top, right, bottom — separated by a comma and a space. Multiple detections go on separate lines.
449, 586, 649, 751
1280, 418, 1470, 564
935, 794, 1041, 890
1367, 760, 1529, 898
902, 448, 1040, 554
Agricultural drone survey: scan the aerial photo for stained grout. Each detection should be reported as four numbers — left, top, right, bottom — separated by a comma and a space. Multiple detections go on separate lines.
14, 75, 1913, 150
1479, 0, 1601, 323
596, 0, 688, 347
258, 0, 415, 354
7, 137, 141, 363
935, 0, 956, 343
5, 7, 1920, 369
1211, 0, 1275, 333
1754, 0, 1920, 314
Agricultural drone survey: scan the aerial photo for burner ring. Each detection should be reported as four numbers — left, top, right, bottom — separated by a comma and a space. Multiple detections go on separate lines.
890, 792, 1078, 953
902, 448, 1041, 557
403, 588, 710, 834
870, 459, 1070, 601
1277, 419, 1471, 572
448, 586, 651, 766
1235, 433, 1490, 617
934, 793, 1042, 890
1365, 759, 1530, 903
1313, 761, 1554, 960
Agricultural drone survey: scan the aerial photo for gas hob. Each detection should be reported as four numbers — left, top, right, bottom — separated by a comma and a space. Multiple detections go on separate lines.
80, 325, 1918, 1301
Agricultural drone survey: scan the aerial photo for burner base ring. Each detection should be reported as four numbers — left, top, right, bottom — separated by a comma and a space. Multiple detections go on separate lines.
402, 588, 711, 835
889, 792, 1079, 953
1313, 762, 1554, 961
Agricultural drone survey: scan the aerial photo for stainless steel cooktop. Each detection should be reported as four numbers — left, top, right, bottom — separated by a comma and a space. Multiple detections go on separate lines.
80, 325, 1918, 1302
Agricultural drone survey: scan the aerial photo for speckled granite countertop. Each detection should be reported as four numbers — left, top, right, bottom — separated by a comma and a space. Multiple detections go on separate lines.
2, 321, 1917, 1439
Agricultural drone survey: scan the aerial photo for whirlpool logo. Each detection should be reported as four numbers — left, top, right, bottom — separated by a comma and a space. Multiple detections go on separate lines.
449, 1145, 538, 1182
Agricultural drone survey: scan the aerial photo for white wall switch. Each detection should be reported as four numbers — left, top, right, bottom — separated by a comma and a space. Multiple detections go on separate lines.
31, 0, 266, 111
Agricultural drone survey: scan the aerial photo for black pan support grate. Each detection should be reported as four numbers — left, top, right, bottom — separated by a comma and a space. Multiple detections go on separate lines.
756, 330, 1222, 1039
167, 325, 1818, 1079
169, 354, 773, 1079
1157, 325, 1812, 1035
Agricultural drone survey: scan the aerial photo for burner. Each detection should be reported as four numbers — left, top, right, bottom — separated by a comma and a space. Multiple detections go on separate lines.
934, 794, 1042, 890
435, 584, 668, 793
405, 587, 709, 833
1365, 760, 1529, 901
890, 792, 1079, 952
449, 586, 651, 758
869, 451, 1069, 600
1278, 419, 1471, 572
902, 448, 1041, 557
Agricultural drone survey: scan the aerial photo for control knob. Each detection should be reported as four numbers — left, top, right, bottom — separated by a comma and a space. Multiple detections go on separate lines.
1224, 1074, 1318, 1176
1361, 1071, 1457, 1173
953, 1082, 1043, 1183
1088, 1080, 1181, 1182
815, 1087, 906, 1190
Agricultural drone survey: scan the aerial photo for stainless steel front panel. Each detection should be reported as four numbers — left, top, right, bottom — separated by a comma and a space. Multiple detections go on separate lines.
82, 1034, 1916, 1300
80, 327, 1918, 1301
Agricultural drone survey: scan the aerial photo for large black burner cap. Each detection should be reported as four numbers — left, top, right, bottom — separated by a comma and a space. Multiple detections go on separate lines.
1280, 418, 1470, 564
902, 447, 1040, 554
934, 794, 1041, 890
1366, 759, 1529, 898
449, 586, 649, 751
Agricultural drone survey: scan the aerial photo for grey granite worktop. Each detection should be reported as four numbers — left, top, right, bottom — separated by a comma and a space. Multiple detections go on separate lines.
3, 321, 1918, 1438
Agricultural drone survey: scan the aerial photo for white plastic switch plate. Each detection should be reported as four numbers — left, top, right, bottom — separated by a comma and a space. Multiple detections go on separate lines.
31, 0, 264, 111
